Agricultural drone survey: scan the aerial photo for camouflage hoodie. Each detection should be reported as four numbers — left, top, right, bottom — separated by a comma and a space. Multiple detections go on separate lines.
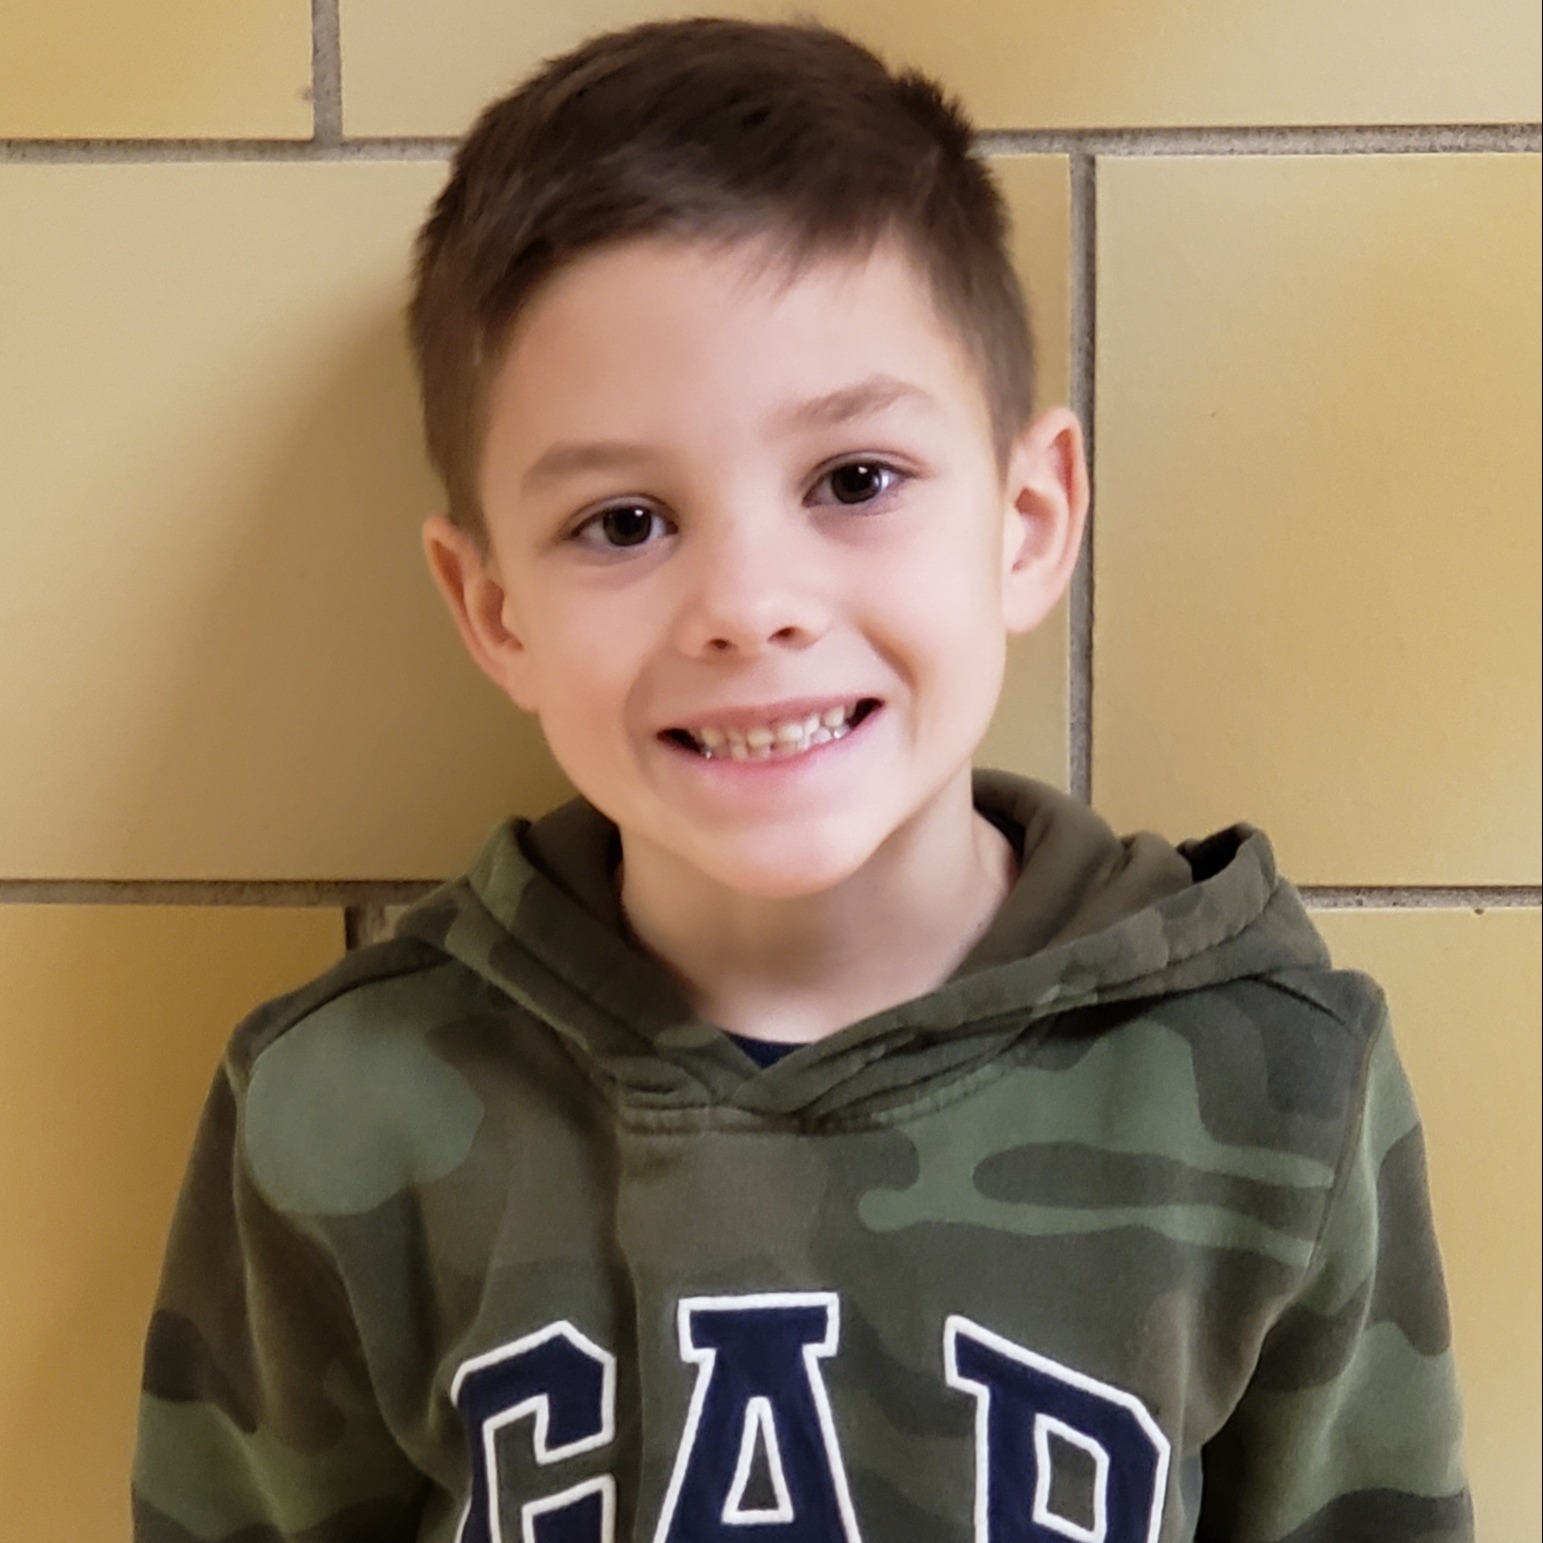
134, 770, 1471, 1542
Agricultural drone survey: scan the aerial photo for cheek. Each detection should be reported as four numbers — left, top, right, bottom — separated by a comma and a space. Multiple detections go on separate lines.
524, 577, 606, 656
897, 529, 1009, 720
883, 518, 1004, 646
519, 593, 638, 723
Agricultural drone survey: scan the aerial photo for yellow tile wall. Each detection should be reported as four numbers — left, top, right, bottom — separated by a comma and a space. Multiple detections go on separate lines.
0, 162, 569, 881
2, 4, 1537, 1540
978, 155, 1072, 788
0, 0, 313, 140
1093, 153, 1541, 886
337, 0, 1543, 138
0, 905, 343, 1541
1315, 909, 1542, 1541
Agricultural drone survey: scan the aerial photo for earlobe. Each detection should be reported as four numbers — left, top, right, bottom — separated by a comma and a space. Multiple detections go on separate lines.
420, 513, 537, 710
999, 407, 1090, 635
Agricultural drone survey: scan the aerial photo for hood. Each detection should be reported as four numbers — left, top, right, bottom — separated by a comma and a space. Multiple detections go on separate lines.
395, 770, 1329, 1125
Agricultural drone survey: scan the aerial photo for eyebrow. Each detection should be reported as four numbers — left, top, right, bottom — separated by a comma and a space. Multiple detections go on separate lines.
777, 374, 938, 432
520, 374, 936, 491
521, 438, 658, 491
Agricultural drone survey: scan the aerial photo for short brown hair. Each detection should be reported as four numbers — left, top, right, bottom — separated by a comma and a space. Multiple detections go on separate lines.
408, 17, 1036, 544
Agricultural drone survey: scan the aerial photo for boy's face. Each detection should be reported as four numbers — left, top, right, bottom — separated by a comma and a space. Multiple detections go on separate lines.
426, 237, 1084, 901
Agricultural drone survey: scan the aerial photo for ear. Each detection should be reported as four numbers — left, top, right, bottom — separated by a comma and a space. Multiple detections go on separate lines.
998, 406, 1089, 635
420, 513, 539, 712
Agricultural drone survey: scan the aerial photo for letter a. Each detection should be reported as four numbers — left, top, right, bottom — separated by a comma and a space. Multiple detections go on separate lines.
655, 1293, 863, 1542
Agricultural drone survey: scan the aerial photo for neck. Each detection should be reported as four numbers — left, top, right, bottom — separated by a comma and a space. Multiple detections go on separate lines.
617, 774, 1018, 1043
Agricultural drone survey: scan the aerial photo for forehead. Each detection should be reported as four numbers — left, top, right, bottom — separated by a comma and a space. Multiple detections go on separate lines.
480, 235, 993, 475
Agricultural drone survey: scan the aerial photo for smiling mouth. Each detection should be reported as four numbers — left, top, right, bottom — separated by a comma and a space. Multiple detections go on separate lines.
662, 698, 881, 761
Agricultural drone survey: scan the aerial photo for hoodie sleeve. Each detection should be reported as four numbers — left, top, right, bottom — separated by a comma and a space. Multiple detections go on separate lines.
132, 1054, 427, 1542
1196, 998, 1473, 1542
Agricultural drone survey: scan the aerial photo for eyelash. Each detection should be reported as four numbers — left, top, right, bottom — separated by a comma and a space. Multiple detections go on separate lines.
567, 459, 910, 553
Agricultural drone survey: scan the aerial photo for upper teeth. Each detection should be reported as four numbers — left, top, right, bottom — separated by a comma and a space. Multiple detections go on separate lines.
688, 703, 861, 759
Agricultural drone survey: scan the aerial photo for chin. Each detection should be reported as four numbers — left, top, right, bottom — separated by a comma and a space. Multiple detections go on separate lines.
691, 839, 876, 903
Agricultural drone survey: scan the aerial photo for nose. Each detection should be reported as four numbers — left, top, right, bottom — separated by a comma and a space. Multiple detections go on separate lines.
669, 511, 831, 659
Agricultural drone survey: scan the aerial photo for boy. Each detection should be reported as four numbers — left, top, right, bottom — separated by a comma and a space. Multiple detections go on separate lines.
133, 18, 1471, 1542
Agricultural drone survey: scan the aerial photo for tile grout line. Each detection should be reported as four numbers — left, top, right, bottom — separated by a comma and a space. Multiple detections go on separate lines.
1066, 150, 1097, 803
0, 138, 458, 164
1300, 888, 1543, 910
0, 880, 437, 906
1, 879, 1536, 909
1, 124, 1538, 165
979, 123, 1541, 156
310, 0, 344, 148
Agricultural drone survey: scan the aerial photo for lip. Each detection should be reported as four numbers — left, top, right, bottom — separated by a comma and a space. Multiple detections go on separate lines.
660, 694, 881, 735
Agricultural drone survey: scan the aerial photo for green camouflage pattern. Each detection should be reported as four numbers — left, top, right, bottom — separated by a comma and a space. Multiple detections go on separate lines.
134, 770, 1471, 1541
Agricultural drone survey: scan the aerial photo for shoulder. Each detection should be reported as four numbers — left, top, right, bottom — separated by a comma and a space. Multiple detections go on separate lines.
225, 936, 498, 1218
1124, 964, 1391, 1172
224, 932, 471, 1071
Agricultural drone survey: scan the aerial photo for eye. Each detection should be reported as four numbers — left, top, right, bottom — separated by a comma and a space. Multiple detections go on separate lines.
813, 460, 906, 507
571, 503, 672, 552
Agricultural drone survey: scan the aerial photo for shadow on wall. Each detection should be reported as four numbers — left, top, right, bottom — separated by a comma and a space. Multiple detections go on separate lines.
0, 904, 343, 1539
